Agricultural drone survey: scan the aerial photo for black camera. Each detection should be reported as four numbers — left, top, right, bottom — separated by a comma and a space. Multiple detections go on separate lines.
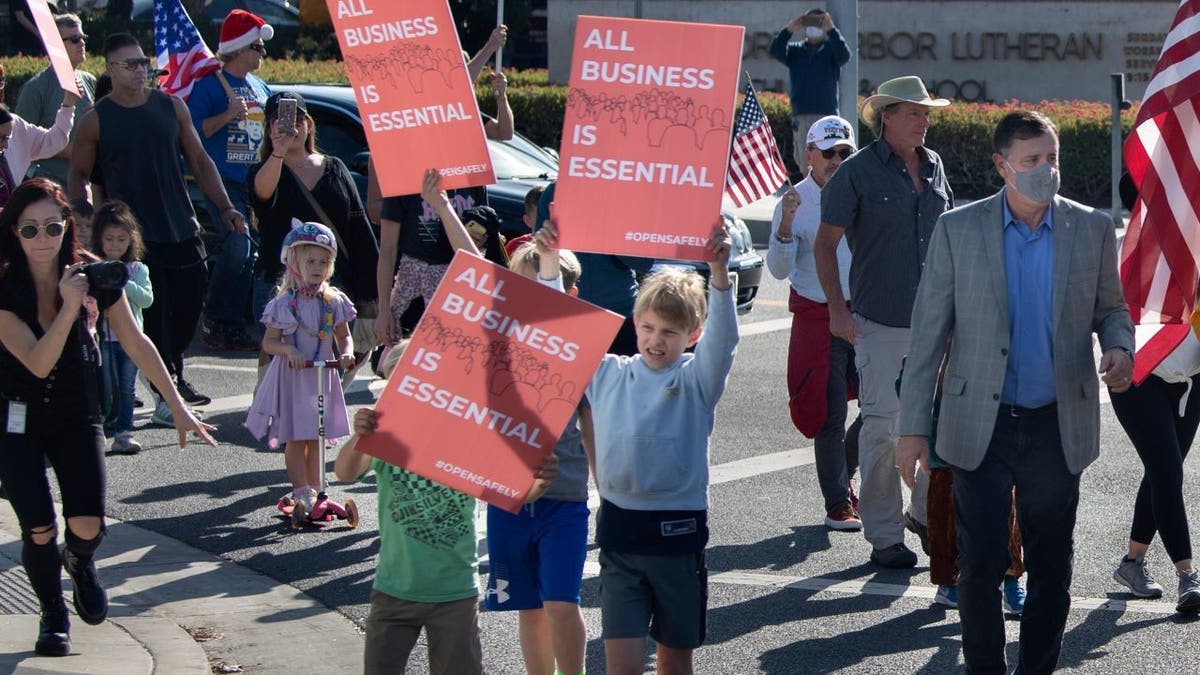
80, 260, 128, 291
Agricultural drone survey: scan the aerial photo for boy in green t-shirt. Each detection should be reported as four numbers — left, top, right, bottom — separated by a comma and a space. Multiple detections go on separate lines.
335, 343, 558, 675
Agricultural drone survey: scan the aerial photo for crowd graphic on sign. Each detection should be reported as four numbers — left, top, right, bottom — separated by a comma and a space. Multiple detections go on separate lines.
415, 314, 488, 374
345, 43, 466, 94
566, 86, 732, 151
485, 341, 581, 415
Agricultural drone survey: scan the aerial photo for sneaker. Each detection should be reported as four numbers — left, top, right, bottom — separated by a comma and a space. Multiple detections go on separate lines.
1003, 575, 1026, 616
870, 542, 918, 568
824, 503, 863, 531
150, 401, 203, 428
903, 511, 931, 555
295, 486, 318, 513
1177, 569, 1200, 614
110, 432, 142, 455
175, 377, 211, 406
1114, 556, 1165, 598
34, 602, 70, 656
934, 585, 958, 608
62, 545, 108, 625
151, 401, 175, 428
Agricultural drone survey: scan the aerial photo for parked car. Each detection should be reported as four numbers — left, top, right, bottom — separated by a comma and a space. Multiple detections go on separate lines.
131, 0, 300, 27
220, 83, 763, 312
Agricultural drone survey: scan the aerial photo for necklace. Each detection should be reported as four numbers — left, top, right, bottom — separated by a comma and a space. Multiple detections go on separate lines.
288, 290, 334, 360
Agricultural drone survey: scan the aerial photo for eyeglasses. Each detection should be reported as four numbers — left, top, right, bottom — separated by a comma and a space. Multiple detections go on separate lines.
810, 146, 853, 160
110, 57, 152, 71
17, 221, 66, 240
246, 43, 266, 54
64, 34, 87, 44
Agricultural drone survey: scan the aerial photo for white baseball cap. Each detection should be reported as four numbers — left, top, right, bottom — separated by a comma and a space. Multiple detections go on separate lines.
806, 115, 856, 151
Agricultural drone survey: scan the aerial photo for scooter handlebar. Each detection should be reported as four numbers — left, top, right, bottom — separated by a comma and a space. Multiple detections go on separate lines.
304, 360, 344, 368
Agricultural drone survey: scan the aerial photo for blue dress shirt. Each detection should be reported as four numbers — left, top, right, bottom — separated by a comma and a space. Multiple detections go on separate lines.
1001, 192, 1056, 407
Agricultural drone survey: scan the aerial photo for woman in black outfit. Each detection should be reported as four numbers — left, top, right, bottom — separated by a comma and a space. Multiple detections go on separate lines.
1110, 330, 1200, 614
0, 179, 215, 656
247, 92, 380, 378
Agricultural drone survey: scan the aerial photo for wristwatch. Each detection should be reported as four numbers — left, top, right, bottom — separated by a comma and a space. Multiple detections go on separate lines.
775, 232, 794, 244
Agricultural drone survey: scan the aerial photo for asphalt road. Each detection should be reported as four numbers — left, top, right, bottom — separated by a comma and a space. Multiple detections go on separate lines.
91, 268, 1200, 674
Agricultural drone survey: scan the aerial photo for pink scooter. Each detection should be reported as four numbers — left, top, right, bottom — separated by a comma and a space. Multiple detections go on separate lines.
287, 360, 359, 530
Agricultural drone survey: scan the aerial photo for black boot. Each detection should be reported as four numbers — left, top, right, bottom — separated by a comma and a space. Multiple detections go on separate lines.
34, 600, 70, 656
62, 529, 107, 625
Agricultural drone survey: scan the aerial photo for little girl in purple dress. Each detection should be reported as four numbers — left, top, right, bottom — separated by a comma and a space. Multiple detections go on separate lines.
246, 221, 357, 513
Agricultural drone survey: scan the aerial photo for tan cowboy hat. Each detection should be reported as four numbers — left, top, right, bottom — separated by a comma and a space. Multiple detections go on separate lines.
860, 76, 950, 129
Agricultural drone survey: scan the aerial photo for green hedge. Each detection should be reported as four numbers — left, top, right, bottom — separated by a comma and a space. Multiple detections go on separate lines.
1, 54, 1136, 205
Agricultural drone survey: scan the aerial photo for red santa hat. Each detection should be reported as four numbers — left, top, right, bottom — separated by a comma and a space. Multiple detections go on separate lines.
217, 9, 274, 56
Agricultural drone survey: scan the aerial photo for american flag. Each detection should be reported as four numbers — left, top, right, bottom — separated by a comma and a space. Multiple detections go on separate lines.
1118, 0, 1200, 382
724, 81, 791, 208
153, 0, 219, 100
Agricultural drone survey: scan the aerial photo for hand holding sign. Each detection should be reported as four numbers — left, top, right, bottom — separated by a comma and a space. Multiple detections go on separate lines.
327, 0, 494, 196
553, 17, 744, 262
26, 0, 81, 97
357, 252, 621, 512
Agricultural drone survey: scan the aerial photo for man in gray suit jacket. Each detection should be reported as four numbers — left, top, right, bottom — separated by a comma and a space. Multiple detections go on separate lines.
896, 111, 1134, 674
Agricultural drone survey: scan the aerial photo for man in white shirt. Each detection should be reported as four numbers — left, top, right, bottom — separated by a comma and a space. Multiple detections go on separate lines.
767, 116, 862, 531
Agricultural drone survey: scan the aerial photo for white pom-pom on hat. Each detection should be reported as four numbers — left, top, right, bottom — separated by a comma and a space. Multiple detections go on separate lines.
217, 9, 274, 56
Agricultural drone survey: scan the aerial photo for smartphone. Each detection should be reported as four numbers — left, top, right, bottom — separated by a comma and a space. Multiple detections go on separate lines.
802, 14, 823, 27
276, 97, 298, 135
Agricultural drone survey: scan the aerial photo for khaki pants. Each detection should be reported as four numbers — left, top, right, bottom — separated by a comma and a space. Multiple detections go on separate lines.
853, 314, 928, 549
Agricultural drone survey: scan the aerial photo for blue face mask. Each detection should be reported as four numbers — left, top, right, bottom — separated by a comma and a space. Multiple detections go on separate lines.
1005, 161, 1060, 204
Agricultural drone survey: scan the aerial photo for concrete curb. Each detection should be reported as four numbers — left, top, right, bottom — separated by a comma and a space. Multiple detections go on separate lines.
0, 499, 363, 674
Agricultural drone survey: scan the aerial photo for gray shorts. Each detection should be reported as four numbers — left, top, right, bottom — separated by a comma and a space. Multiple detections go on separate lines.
363, 590, 482, 675
599, 549, 708, 649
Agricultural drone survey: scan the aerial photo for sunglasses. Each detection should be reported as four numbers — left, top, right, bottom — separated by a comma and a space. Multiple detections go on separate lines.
111, 57, 152, 71
811, 146, 853, 160
246, 43, 266, 54
64, 34, 87, 44
17, 221, 66, 240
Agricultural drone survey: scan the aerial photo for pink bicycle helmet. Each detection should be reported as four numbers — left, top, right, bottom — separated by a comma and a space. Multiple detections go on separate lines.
280, 219, 337, 265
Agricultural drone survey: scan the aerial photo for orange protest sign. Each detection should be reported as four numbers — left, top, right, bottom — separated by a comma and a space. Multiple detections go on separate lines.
26, 0, 80, 97
326, 0, 494, 196
358, 251, 622, 512
554, 16, 743, 262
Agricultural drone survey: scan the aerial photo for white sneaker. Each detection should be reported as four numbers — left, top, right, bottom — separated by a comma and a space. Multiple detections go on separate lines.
150, 401, 174, 427
110, 432, 142, 455
151, 401, 202, 428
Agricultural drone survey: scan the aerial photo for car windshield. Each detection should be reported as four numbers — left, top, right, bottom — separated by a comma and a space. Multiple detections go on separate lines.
489, 139, 557, 181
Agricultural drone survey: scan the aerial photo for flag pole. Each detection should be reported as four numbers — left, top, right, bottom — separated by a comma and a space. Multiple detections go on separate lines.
495, 0, 505, 71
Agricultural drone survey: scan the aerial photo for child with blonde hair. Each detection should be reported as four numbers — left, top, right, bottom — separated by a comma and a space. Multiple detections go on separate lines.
246, 220, 356, 516
483, 240, 592, 675
91, 200, 153, 455
535, 218, 738, 675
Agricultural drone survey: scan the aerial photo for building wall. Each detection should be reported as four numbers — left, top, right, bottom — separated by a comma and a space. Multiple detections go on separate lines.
547, 1, 1176, 102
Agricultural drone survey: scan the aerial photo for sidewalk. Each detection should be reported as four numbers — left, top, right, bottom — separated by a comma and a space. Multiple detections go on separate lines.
0, 499, 363, 674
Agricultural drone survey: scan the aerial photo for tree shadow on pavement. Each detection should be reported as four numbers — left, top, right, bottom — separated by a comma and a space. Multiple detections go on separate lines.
754, 591, 962, 674
706, 525, 835, 573
1057, 600, 1177, 669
